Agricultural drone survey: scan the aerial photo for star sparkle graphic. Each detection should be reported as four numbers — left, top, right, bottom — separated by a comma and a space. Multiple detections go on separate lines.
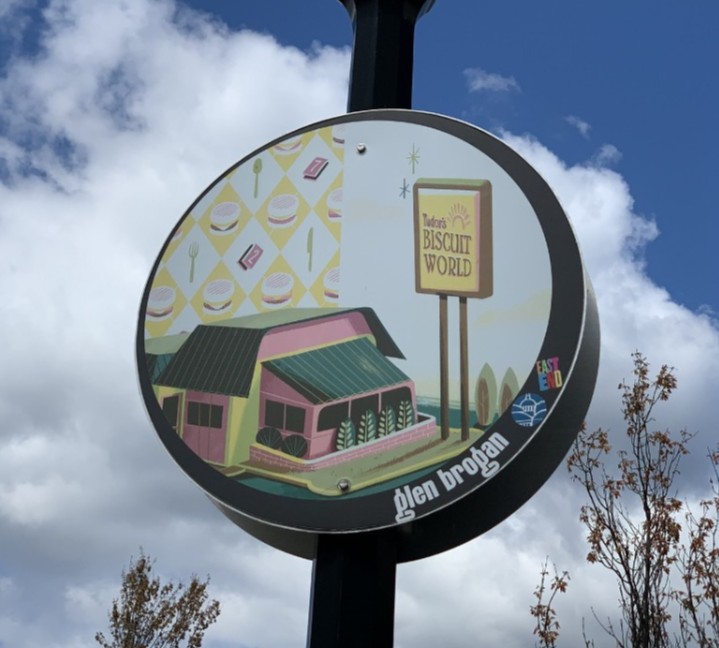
407, 143, 420, 174
399, 178, 410, 198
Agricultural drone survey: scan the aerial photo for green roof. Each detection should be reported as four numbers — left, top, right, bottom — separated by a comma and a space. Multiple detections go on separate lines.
154, 307, 404, 398
204, 307, 404, 358
144, 332, 190, 355
156, 326, 264, 397
263, 337, 410, 404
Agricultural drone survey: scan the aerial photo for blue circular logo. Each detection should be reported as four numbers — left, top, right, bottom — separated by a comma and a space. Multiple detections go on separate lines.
511, 393, 547, 428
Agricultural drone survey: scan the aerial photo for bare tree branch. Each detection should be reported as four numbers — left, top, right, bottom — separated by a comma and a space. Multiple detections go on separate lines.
535, 352, 717, 647
95, 550, 221, 648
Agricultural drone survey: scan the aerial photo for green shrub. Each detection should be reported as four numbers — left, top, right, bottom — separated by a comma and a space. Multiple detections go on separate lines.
378, 406, 396, 437
397, 400, 415, 430
357, 409, 377, 444
335, 418, 356, 451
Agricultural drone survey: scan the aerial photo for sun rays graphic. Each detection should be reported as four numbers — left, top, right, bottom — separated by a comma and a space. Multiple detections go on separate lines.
448, 202, 471, 229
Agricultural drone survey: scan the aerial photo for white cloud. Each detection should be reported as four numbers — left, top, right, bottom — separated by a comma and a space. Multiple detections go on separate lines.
565, 114, 591, 138
0, 2, 345, 646
590, 143, 622, 167
464, 67, 520, 94
0, 1, 717, 647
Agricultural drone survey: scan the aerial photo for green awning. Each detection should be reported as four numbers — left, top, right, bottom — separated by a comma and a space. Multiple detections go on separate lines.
263, 337, 410, 404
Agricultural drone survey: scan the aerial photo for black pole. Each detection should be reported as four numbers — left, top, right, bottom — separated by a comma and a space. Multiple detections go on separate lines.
307, 530, 398, 648
339, 0, 435, 111
306, 2, 435, 647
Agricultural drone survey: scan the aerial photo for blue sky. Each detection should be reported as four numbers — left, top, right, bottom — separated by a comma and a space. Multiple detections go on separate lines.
0, 2, 717, 647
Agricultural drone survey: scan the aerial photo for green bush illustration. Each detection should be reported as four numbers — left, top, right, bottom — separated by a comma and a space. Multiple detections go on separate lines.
282, 434, 308, 458
357, 409, 377, 444
335, 418, 356, 451
397, 400, 415, 430
378, 406, 396, 437
256, 426, 283, 449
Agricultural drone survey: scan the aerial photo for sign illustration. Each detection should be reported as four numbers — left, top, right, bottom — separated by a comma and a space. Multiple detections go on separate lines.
413, 177, 493, 440
414, 178, 492, 297
137, 110, 599, 559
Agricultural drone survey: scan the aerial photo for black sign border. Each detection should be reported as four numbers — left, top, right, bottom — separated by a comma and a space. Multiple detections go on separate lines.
136, 109, 600, 561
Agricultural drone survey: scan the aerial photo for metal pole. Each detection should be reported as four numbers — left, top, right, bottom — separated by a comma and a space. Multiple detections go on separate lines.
307, 531, 398, 648
339, 0, 435, 111
439, 294, 450, 439
306, 2, 435, 646
459, 296, 470, 441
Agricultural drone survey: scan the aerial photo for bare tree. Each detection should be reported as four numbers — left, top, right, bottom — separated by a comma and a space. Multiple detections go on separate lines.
676, 448, 719, 647
567, 352, 688, 647
95, 551, 221, 648
530, 559, 570, 648
531, 352, 719, 646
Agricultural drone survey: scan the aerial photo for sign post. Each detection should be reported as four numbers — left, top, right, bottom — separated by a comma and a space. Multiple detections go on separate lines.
413, 178, 494, 441
340, 0, 436, 111
307, 530, 398, 647
308, 3, 436, 645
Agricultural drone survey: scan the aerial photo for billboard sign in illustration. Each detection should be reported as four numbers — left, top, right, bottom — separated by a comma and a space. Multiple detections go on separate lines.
414, 178, 492, 298
137, 110, 599, 561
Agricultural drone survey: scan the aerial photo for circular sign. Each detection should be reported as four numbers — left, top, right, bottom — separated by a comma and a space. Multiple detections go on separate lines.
137, 110, 599, 561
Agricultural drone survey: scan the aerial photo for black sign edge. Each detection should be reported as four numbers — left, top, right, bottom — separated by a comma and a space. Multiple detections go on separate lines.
135, 109, 600, 559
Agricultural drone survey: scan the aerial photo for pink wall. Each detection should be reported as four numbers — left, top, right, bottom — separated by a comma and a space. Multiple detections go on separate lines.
182, 390, 228, 464
259, 369, 312, 408
254, 311, 417, 462
259, 368, 416, 460
305, 428, 336, 457
257, 311, 373, 360
249, 414, 437, 472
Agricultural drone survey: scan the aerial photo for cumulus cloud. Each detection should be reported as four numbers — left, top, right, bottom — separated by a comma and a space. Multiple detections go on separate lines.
502, 133, 718, 424
464, 67, 520, 94
395, 132, 719, 646
0, 1, 344, 646
1, 1, 717, 647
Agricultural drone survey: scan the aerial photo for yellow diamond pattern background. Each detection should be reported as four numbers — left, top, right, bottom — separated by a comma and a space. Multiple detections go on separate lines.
144, 126, 344, 338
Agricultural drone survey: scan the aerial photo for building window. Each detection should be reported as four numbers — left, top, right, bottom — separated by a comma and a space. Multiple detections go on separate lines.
162, 395, 180, 430
318, 402, 349, 431
350, 394, 379, 428
285, 405, 306, 433
187, 401, 223, 429
264, 399, 307, 434
381, 386, 412, 414
265, 400, 285, 428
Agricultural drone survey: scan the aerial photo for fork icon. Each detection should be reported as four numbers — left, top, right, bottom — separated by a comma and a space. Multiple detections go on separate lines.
188, 242, 199, 282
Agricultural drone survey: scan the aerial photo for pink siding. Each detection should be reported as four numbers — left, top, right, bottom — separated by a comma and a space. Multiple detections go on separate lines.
257, 312, 373, 360
306, 428, 336, 457
259, 366, 416, 460
258, 369, 315, 439
182, 391, 228, 464
260, 369, 311, 406
249, 414, 437, 472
